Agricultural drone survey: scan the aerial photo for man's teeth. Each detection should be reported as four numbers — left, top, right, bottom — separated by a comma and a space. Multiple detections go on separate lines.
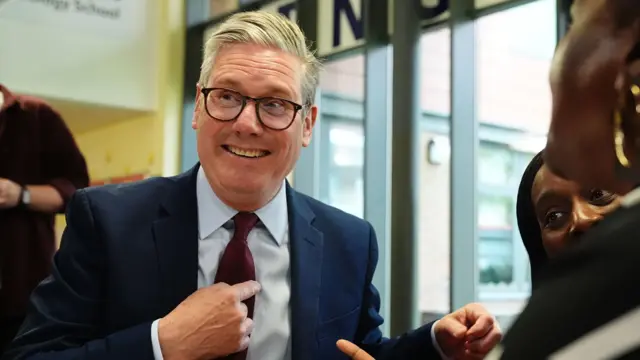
227, 146, 267, 158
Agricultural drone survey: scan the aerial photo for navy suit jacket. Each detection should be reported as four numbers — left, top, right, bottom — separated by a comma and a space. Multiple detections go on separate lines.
4, 165, 439, 360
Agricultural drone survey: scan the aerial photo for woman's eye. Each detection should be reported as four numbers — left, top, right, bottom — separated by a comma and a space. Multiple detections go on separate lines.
589, 189, 615, 205
544, 211, 566, 229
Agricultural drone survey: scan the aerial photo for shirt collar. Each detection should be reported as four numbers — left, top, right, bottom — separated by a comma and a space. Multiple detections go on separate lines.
196, 167, 288, 245
621, 186, 640, 208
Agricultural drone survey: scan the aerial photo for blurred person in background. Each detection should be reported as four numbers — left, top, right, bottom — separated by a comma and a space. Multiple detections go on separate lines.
515, 150, 621, 289
4, 11, 501, 360
0, 84, 89, 354
489, 0, 640, 358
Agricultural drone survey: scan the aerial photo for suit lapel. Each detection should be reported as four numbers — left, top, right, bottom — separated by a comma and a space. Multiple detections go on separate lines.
287, 185, 324, 359
153, 165, 200, 311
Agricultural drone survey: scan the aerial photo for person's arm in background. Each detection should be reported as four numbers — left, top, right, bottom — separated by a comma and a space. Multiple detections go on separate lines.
0, 103, 89, 213
2, 190, 155, 360
353, 223, 442, 360
31, 102, 90, 213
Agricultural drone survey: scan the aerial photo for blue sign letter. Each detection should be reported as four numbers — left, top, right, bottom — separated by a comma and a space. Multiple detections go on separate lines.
278, 2, 296, 19
333, 0, 364, 48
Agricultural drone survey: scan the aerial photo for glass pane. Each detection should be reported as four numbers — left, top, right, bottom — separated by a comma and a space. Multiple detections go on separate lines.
419, 27, 451, 323
478, 144, 512, 186
318, 54, 365, 219
327, 122, 364, 217
478, 195, 513, 229
478, 234, 514, 285
475, 0, 556, 330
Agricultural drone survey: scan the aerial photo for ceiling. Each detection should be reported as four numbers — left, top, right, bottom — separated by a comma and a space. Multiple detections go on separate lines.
45, 97, 151, 134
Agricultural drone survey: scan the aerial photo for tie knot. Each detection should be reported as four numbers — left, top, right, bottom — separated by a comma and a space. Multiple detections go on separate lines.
233, 212, 259, 241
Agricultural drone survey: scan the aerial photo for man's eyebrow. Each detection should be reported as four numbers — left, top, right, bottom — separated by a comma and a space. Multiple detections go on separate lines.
214, 78, 293, 99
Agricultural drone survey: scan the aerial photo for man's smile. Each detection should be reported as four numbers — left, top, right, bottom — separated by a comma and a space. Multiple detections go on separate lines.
222, 145, 270, 158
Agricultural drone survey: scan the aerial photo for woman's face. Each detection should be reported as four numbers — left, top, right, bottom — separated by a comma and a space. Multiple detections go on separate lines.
531, 165, 621, 257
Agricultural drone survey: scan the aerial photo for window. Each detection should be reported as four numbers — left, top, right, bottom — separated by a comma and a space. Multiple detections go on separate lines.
475, 0, 556, 327
418, 27, 452, 323
327, 122, 364, 218
478, 230, 514, 285
478, 193, 513, 230
478, 144, 513, 186
318, 54, 365, 219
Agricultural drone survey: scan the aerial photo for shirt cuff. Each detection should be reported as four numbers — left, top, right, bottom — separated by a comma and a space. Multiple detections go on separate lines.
431, 319, 451, 360
151, 319, 165, 360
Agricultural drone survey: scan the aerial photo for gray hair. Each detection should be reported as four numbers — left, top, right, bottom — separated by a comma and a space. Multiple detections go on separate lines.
199, 11, 322, 106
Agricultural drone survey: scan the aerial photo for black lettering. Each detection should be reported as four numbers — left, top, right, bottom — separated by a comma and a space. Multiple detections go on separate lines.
73, 0, 121, 19
29, 0, 70, 11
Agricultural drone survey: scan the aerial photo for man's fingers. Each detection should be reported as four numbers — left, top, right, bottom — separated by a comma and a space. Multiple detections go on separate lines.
231, 280, 261, 301
466, 315, 494, 340
440, 317, 468, 340
336, 339, 360, 356
336, 340, 375, 360
461, 349, 486, 360
236, 301, 248, 318
236, 334, 251, 353
241, 317, 254, 335
465, 327, 503, 354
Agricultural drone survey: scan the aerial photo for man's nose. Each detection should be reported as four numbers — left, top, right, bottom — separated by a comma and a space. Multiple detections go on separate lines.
232, 102, 262, 135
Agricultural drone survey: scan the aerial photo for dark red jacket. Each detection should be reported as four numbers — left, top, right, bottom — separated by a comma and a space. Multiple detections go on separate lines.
0, 85, 89, 317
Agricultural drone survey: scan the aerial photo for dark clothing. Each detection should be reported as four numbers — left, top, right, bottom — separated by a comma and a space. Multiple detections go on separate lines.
515, 151, 547, 289
0, 84, 89, 323
499, 199, 640, 359
0, 316, 23, 355
3, 165, 439, 360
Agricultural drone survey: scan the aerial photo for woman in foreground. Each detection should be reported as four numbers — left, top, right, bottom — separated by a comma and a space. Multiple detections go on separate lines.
495, 0, 640, 358
337, 150, 623, 359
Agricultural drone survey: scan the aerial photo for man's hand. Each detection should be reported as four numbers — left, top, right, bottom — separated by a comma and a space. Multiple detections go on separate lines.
0, 178, 21, 209
158, 280, 261, 360
435, 303, 502, 359
336, 340, 374, 360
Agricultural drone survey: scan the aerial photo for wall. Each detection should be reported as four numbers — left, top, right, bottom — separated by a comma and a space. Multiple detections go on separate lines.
54, 115, 157, 244
54, 0, 185, 244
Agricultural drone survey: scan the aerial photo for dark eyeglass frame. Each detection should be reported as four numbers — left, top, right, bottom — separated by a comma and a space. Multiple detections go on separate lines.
201, 87, 305, 131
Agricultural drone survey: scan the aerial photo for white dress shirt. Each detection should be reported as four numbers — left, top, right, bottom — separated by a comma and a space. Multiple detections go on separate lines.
150, 168, 446, 359
151, 167, 292, 360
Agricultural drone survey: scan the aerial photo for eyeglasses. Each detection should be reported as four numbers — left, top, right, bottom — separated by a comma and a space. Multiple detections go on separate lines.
201, 87, 304, 131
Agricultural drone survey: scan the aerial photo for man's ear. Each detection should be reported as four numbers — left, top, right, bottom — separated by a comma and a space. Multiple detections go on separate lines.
192, 84, 202, 130
301, 105, 318, 147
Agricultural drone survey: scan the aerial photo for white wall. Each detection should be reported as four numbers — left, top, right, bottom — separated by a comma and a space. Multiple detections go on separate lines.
0, 0, 158, 111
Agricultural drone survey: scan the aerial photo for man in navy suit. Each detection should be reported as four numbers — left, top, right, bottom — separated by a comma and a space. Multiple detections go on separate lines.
4, 11, 501, 360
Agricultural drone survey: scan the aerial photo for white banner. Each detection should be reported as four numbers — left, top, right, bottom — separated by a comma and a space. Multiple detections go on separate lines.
0, 0, 147, 38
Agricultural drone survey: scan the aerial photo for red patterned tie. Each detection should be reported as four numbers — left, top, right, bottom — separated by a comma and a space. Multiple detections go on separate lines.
214, 212, 259, 360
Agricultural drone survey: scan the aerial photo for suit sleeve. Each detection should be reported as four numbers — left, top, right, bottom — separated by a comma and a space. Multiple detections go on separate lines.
356, 223, 441, 360
2, 190, 155, 360
498, 216, 640, 359
38, 103, 90, 212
